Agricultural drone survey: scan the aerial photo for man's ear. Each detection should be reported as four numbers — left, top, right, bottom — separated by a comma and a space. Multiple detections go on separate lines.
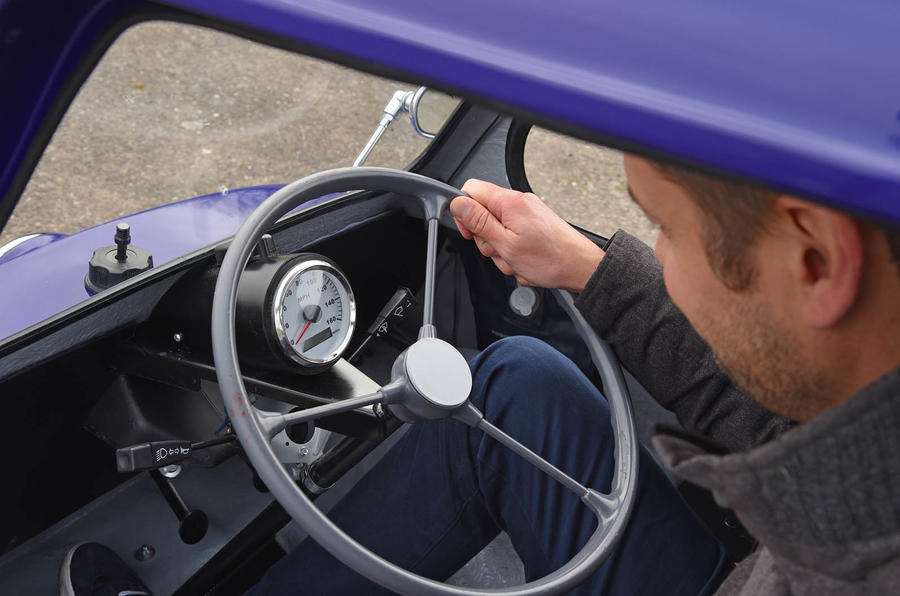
776, 197, 863, 328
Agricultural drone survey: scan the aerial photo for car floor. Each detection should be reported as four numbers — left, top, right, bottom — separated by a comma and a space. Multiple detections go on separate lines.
0, 361, 673, 594
0, 455, 272, 595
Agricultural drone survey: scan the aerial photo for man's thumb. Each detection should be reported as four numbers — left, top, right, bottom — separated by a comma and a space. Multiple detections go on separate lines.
450, 196, 504, 242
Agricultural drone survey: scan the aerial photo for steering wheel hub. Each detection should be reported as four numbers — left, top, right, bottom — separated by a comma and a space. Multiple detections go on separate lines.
406, 338, 472, 408
385, 338, 473, 423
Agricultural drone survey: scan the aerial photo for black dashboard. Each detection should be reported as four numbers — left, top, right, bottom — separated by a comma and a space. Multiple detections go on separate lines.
0, 205, 480, 554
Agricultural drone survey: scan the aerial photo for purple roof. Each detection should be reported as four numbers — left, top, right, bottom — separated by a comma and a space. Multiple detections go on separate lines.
2, 0, 900, 226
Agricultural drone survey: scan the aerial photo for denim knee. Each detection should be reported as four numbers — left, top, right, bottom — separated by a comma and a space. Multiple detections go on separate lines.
469, 336, 594, 416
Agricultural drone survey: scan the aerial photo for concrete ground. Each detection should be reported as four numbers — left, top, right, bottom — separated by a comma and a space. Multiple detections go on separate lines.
1, 21, 656, 248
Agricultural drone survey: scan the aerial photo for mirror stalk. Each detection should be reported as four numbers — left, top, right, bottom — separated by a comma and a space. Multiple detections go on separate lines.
353, 90, 412, 167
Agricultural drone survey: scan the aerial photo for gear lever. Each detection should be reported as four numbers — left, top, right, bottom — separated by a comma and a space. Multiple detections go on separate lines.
116, 435, 235, 544
149, 469, 209, 545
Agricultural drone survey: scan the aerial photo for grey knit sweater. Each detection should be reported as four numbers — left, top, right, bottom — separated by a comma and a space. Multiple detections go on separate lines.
575, 231, 900, 595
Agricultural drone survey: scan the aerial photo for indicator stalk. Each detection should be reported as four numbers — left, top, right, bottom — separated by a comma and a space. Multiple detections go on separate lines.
115, 435, 236, 473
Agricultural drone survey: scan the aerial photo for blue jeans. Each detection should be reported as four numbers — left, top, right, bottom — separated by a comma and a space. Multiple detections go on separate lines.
250, 336, 729, 595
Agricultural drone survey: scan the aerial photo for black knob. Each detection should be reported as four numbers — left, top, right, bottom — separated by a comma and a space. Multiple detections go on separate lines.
114, 223, 131, 262
179, 510, 209, 545
150, 470, 208, 545
85, 222, 153, 294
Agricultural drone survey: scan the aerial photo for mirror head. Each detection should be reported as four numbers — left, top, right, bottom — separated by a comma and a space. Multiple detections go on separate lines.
407, 87, 459, 138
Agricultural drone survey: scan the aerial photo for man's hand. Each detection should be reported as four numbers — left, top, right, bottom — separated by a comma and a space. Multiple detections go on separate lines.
450, 179, 604, 292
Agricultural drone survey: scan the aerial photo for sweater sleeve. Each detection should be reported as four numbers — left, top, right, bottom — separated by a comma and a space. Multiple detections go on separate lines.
574, 230, 792, 452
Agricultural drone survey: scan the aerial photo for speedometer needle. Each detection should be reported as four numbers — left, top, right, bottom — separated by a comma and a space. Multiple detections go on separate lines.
294, 320, 312, 345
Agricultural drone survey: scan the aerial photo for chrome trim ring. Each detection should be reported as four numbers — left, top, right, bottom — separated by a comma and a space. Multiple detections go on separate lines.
271, 258, 356, 367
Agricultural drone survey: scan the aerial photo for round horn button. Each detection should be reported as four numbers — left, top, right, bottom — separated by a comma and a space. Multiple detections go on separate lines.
405, 338, 472, 408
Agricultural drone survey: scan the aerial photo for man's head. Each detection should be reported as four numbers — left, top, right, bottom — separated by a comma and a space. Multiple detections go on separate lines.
623, 154, 900, 422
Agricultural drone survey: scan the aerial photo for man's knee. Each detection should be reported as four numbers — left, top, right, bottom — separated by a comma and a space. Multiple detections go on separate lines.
469, 336, 597, 416
471, 336, 568, 384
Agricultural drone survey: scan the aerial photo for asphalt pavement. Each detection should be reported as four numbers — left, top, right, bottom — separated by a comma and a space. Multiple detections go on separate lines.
1, 22, 656, 248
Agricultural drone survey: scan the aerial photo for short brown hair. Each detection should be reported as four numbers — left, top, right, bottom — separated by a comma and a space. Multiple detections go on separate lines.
653, 162, 900, 290
652, 162, 778, 290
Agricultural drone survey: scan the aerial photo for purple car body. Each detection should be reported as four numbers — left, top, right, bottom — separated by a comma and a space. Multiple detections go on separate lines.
0, 187, 283, 338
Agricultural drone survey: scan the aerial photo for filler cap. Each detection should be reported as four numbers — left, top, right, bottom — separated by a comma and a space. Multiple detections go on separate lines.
85, 223, 153, 294
509, 285, 541, 319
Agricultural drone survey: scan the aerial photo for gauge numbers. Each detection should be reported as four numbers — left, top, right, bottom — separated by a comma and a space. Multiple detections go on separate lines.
272, 259, 355, 367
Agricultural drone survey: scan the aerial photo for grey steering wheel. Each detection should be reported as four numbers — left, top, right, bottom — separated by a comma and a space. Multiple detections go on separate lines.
211, 167, 639, 595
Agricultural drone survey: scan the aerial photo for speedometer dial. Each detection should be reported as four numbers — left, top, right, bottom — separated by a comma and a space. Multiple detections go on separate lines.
272, 259, 356, 367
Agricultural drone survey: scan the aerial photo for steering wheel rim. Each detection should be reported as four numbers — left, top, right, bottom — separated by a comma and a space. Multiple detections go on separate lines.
211, 166, 639, 595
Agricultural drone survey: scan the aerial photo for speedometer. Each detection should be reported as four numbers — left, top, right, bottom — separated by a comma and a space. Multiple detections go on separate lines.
271, 258, 356, 367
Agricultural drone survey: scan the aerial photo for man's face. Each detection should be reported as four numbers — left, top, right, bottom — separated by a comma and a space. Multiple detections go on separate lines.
623, 155, 820, 421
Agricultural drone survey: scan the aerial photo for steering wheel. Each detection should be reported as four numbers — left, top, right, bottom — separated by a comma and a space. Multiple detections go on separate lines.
211, 167, 639, 595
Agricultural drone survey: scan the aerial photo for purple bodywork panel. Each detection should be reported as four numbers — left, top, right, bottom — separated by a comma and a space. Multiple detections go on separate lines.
2, 0, 900, 227
0, 185, 283, 339
0, 233, 67, 264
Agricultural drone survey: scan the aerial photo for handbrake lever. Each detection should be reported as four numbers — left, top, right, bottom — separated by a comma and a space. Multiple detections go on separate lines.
115, 435, 235, 545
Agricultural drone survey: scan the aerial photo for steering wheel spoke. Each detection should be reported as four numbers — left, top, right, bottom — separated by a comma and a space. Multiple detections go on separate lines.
419, 217, 440, 339
255, 390, 385, 438
454, 403, 614, 511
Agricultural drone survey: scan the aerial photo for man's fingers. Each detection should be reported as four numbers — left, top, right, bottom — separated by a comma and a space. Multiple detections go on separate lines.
460, 179, 524, 219
473, 236, 497, 257
491, 256, 514, 276
452, 216, 474, 240
450, 196, 506, 247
